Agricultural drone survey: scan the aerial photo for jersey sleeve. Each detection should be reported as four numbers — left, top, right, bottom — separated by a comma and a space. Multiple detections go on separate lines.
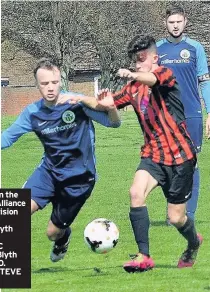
153, 66, 176, 88
112, 84, 131, 109
82, 105, 121, 128
196, 42, 209, 77
196, 43, 210, 113
1, 107, 33, 149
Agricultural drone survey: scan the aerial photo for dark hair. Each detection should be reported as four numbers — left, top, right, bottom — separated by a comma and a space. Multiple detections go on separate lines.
33, 58, 60, 79
127, 35, 157, 60
166, 5, 185, 19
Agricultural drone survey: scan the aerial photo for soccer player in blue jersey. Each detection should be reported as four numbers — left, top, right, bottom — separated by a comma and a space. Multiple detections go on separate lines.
1, 58, 121, 263
156, 5, 210, 221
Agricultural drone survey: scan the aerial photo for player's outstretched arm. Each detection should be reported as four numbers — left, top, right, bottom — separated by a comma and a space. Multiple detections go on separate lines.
57, 93, 103, 110
81, 91, 121, 128
57, 91, 116, 112
57, 91, 121, 127
117, 68, 157, 87
1, 108, 32, 149
98, 91, 121, 126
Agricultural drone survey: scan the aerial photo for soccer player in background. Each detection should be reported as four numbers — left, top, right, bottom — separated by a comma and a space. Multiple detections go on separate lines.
1, 58, 121, 263
65, 35, 203, 272
157, 5, 210, 222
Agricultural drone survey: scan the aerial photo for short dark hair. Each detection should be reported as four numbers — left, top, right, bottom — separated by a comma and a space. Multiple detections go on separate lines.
33, 58, 60, 79
166, 5, 185, 19
127, 35, 157, 60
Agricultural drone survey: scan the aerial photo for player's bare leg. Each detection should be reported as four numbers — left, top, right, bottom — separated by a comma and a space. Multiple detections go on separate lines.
31, 199, 39, 215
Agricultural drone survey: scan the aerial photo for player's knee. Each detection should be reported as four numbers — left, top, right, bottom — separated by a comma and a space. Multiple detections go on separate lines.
46, 229, 59, 241
46, 225, 64, 241
129, 185, 145, 206
168, 213, 185, 226
31, 199, 39, 215
47, 233, 58, 241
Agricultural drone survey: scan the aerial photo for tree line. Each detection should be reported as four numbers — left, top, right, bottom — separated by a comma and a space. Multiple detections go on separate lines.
2, 1, 210, 91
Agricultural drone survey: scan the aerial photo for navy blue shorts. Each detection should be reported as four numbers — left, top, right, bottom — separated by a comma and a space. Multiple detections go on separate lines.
24, 165, 95, 228
186, 117, 203, 153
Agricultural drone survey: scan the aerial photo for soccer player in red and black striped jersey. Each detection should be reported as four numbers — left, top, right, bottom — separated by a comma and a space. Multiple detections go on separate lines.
113, 35, 202, 272
57, 35, 203, 272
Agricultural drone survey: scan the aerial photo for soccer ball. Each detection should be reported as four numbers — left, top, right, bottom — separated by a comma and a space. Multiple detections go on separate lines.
84, 218, 119, 254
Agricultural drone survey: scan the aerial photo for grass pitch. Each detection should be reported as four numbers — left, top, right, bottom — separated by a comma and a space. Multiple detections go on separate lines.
1, 112, 210, 292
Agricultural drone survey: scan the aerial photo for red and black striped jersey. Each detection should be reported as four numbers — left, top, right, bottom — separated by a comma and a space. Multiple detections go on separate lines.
113, 66, 196, 165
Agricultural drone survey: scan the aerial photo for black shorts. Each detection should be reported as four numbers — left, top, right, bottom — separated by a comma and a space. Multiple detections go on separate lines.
50, 176, 95, 229
137, 157, 196, 204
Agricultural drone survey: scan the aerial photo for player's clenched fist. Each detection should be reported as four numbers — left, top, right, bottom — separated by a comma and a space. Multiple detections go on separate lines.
117, 68, 134, 79
96, 89, 115, 109
97, 88, 109, 100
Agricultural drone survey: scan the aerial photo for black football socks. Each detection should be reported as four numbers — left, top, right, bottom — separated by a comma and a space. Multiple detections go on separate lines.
177, 216, 199, 249
129, 206, 150, 256
55, 227, 71, 246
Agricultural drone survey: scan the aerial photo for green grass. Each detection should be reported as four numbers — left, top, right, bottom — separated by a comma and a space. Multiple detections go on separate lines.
1, 112, 210, 292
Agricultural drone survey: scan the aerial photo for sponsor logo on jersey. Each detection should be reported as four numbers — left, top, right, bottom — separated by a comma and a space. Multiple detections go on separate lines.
62, 110, 75, 124
140, 90, 151, 117
40, 110, 77, 135
38, 121, 47, 126
159, 54, 167, 58
180, 49, 190, 59
132, 92, 138, 99
140, 97, 149, 114
160, 59, 190, 65
41, 123, 77, 135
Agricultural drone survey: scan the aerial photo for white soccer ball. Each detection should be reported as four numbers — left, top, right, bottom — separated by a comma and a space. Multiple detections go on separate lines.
84, 218, 119, 254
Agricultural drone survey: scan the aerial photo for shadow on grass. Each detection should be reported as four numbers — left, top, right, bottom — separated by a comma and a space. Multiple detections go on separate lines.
32, 265, 122, 274
151, 220, 208, 227
150, 221, 169, 227
33, 264, 176, 276
32, 267, 70, 274
155, 264, 176, 269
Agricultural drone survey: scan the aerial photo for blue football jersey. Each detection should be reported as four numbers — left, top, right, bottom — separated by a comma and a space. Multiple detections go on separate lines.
157, 36, 210, 118
1, 98, 120, 180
